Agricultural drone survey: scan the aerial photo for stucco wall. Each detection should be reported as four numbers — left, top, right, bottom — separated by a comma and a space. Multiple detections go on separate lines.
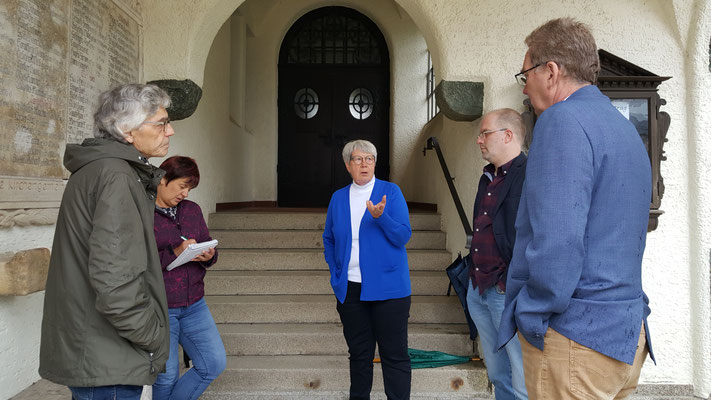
0, 226, 53, 399
685, 0, 711, 396
151, 17, 248, 213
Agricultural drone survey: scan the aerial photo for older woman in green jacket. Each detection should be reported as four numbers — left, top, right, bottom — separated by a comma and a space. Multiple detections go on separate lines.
39, 84, 173, 399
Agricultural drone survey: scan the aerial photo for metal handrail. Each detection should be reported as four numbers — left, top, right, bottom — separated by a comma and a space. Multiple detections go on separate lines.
423, 137, 473, 248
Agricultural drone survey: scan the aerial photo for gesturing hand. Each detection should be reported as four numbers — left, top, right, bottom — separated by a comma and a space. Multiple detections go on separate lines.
366, 195, 387, 218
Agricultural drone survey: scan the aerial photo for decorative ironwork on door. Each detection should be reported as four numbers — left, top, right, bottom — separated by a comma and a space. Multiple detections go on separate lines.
348, 88, 373, 120
281, 8, 387, 66
278, 7, 390, 207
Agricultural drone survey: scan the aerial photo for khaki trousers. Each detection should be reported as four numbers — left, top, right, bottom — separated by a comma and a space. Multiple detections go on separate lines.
519, 324, 648, 400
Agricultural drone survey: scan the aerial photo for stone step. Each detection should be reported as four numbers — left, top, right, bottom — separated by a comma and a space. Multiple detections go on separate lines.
205, 270, 451, 296
208, 211, 441, 231
218, 323, 473, 356
212, 248, 453, 271
210, 229, 446, 250
202, 391, 493, 400
206, 295, 467, 324
204, 355, 489, 394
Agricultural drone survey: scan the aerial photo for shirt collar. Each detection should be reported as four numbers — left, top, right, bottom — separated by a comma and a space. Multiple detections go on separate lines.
483, 157, 515, 180
352, 175, 375, 189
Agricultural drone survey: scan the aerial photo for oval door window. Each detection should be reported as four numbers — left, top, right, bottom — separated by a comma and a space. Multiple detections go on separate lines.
294, 88, 319, 119
348, 88, 373, 120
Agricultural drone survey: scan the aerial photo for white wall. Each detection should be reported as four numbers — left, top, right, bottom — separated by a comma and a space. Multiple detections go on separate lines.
0, 226, 53, 399
684, 0, 711, 395
151, 17, 248, 214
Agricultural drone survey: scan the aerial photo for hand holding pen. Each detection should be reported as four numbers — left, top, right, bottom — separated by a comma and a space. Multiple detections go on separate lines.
174, 235, 215, 262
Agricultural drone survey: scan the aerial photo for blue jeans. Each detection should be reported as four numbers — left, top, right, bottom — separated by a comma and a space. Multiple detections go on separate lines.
152, 298, 226, 400
466, 279, 527, 400
68, 385, 142, 400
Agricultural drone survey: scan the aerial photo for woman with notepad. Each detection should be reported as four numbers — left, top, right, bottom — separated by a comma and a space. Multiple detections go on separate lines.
152, 156, 226, 400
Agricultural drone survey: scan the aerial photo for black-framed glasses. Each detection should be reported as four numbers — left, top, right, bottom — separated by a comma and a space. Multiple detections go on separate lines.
142, 118, 171, 133
350, 155, 376, 165
477, 128, 508, 140
514, 63, 543, 86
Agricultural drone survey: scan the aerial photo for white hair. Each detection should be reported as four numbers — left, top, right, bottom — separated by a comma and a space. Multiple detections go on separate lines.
342, 140, 377, 164
93, 83, 171, 143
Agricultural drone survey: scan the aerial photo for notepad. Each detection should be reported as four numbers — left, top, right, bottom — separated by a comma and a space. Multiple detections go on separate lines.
166, 239, 218, 271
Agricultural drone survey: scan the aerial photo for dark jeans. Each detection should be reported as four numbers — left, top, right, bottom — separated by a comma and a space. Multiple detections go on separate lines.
336, 281, 411, 400
68, 385, 142, 400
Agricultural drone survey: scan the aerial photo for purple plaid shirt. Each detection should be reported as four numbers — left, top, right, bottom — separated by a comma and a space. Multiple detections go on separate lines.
470, 158, 514, 294
154, 199, 217, 308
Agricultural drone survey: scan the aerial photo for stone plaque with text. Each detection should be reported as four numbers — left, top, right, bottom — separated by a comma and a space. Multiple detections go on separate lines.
0, 0, 141, 209
0, 0, 70, 180
68, 0, 141, 144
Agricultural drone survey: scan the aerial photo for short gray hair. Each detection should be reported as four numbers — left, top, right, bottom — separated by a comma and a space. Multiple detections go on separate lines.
93, 83, 172, 143
342, 140, 377, 164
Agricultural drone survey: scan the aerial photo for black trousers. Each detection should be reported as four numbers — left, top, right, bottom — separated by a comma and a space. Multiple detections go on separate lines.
336, 281, 411, 400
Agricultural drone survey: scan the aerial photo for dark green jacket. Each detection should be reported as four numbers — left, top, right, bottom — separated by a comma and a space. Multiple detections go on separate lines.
39, 138, 170, 386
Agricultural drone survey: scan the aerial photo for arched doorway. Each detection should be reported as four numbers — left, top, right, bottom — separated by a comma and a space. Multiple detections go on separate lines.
277, 6, 390, 207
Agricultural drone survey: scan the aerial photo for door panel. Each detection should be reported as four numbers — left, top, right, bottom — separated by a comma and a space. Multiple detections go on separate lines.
278, 66, 389, 207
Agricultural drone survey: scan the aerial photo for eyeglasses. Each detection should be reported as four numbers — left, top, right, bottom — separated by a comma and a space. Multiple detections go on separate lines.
350, 155, 376, 165
142, 118, 171, 133
478, 128, 508, 139
514, 63, 543, 86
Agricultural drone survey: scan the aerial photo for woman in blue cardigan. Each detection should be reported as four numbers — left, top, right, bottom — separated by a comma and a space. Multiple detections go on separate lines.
323, 139, 412, 400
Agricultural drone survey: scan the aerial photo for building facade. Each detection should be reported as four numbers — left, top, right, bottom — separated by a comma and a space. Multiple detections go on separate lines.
0, 0, 709, 398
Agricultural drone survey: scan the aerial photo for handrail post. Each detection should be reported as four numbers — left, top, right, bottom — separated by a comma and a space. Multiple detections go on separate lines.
423, 137, 473, 249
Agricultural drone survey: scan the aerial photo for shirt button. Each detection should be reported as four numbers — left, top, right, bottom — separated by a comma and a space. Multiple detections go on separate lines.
487, 192, 491, 196
475, 228, 479, 232
475, 268, 479, 271
504, 171, 507, 174
483, 212, 488, 215
474, 248, 478, 252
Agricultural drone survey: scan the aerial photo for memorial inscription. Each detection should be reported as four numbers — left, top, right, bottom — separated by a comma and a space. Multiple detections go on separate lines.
0, 0, 141, 211
68, 0, 140, 144
0, 0, 69, 180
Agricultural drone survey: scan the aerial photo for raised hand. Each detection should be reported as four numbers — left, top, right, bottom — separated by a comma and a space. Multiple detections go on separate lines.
366, 195, 387, 218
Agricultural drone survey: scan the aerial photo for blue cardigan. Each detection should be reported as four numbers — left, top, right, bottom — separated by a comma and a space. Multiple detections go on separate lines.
323, 179, 412, 303
497, 85, 654, 365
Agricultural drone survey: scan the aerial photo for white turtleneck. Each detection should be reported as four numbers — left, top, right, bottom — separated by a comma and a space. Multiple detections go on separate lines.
347, 176, 375, 282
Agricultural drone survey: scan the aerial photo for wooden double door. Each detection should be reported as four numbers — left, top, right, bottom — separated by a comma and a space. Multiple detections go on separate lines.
277, 6, 390, 207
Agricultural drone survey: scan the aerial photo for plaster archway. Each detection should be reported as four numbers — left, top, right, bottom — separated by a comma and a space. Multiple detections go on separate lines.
142, 0, 444, 89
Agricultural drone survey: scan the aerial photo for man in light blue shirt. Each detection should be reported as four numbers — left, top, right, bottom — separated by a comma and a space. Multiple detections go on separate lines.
497, 18, 653, 399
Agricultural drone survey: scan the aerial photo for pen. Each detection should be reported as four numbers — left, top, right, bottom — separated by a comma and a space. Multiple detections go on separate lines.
180, 236, 188, 240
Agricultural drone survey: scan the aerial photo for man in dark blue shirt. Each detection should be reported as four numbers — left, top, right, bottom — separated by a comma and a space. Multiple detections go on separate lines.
468, 108, 527, 399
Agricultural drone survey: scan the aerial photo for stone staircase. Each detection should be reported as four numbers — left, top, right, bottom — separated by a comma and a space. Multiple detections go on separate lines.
201, 210, 492, 399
